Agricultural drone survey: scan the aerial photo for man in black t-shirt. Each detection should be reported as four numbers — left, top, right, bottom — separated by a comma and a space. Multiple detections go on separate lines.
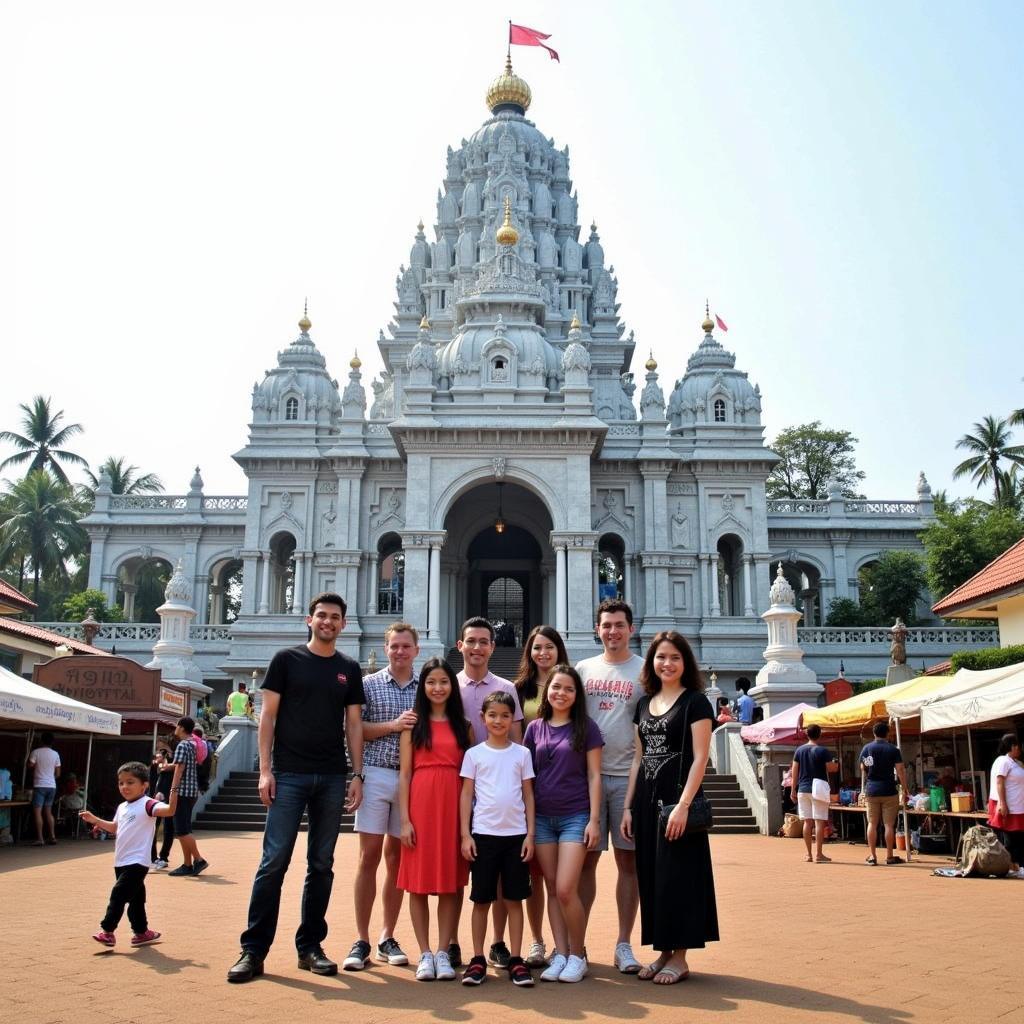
228, 592, 365, 983
859, 721, 908, 865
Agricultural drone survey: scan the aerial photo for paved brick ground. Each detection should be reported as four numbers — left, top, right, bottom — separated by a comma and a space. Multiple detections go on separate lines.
2, 831, 1019, 1024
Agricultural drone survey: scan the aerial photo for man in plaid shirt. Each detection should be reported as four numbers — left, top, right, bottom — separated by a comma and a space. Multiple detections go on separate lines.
343, 622, 420, 971
168, 716, 209, 877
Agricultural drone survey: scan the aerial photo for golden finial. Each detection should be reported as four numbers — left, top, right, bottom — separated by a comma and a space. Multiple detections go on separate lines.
419, 315, 430, 330
569, 311, 582, 331
350, 350, 362, 370
701, 299, 714, 334
496, 196, 519, 246
645, 351, 658, 371
486, 55, 532, 114
299, 298, 312, 333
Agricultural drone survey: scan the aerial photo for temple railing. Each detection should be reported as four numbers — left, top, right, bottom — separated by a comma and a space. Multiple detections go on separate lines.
797, 626, 998, 646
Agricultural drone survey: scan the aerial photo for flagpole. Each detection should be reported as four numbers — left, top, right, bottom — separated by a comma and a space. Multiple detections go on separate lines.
507, 20, 511, 60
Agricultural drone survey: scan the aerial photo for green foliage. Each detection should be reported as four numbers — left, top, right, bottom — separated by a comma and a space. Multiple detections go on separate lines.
63, 589, 123, 623
949, 645, 1024, 673
858, 550, 927, 625
921, 501, 1024, 601
851, 678, 888, 695
766, 421, 866, 500
952, 415, 1024, 504
80, 456, 164, 504
824, 597, 868, 627
0, 396, 87, 486
134, 560, 172, 623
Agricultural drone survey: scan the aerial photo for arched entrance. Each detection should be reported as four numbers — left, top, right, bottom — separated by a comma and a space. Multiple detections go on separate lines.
441, 481, 553, 643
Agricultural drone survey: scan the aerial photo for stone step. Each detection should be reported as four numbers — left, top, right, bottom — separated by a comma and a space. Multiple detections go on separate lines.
710, 824, 759, 835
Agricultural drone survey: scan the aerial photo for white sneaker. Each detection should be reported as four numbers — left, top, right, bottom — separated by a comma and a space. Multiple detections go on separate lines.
415, 951, 435, 981
526, 940, 548, 967
614, 941, 641, 973
540, 952, 567, 982
558, 954, 587, 983
433, 949, 456, 980
152, 859, 168, 870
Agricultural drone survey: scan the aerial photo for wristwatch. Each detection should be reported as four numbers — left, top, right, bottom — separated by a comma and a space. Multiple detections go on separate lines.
351, 772, 365, 782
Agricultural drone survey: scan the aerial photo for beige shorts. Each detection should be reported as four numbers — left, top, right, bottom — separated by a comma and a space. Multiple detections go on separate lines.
797, 792, 830, 821
865, 794, 900, 828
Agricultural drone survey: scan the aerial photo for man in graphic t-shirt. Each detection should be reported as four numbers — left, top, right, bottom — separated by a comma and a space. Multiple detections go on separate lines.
576, 598, 643, 975
859, 721, 908, 865
227, 592, 365, 983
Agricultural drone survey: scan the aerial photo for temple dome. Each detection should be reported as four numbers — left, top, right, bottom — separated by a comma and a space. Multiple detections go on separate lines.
486, 57, 532, 114
437, 315, 560, 381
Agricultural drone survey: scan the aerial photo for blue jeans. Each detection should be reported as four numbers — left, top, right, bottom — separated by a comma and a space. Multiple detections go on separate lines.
240, 772, 347, 957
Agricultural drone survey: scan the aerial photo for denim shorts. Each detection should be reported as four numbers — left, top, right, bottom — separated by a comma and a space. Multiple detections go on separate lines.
534, 811, 590, 845
31, 787, 57, 809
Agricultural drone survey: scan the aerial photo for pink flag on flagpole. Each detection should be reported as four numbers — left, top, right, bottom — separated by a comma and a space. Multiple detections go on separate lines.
510, 23, 560, 62
715, 314, 729, 332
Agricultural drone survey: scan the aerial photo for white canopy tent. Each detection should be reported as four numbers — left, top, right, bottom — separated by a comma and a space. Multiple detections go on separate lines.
886, 664, 1024, 721
920, 664, 1024, 733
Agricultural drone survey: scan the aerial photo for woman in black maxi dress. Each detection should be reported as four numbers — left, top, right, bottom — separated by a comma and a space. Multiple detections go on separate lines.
622, 631, 719, 981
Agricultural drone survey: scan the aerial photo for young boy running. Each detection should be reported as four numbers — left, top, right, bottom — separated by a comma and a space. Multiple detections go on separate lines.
81, 761, 179, 947
459, 692, 536, 988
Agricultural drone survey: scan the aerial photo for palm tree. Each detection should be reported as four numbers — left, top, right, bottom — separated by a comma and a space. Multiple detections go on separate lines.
81, 456, 163, 502
0, 395, 87, 485
1011, 407, 1024, 429
0, 470, 88, 608
953, 415, 1024, 503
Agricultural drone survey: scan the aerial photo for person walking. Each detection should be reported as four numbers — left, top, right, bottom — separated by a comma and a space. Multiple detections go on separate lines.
525, 665, 603, 984
397, 658, 472, 981
149, 744, 175, 869
167, 717, 209, 877
621, 631, 719, 984
512, 624, 567, 967
28, 731, 61, 846
859, 721, 909, 865
459, 691, 536, 988
791, 724, 835, 864
344, 622, 419, 972
576, 599, 644, 975
451, 616, 524, 970
227, 592, 365, 983
988, 733, 1024, 874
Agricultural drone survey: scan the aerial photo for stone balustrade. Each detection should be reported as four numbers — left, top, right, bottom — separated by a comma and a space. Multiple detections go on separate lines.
103, 495, 247, 512
797, 626, 998, 646
767, 498, 924, 516
36, 622, 232, 643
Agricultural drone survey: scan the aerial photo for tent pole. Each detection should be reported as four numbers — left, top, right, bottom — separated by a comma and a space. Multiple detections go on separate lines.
21, 727, 34, 791
152, 721, 158, 755
81, 734, 94, 840
894, 717, 911, 862
967, 727, 977, 805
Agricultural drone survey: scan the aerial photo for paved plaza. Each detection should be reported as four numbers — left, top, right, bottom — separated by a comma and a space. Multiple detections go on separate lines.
2, 831, 1017, 1024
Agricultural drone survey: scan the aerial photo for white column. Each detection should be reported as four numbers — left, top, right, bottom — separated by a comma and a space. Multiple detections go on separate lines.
555, 545, 568, 633
624, 556, 635, 606
592, 555, 600, 608
743, 555, 755, 616
291, 554, 304, 615
365, 553, 378, 616
710, 554, 721, 617
428, 544, 442, 641
121, 583, 137, 621
258, 552, 271, 615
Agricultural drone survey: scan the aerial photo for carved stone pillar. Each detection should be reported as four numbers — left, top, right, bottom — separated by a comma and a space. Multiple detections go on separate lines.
555, 544, 567, 633
366, 553, 379, 616
121, 583, 137, 622
428, 543, 442, 642
291, 553, 305, 615
258, 552, 271, 615
709, 555, 721, 617
742, 555, 755, 616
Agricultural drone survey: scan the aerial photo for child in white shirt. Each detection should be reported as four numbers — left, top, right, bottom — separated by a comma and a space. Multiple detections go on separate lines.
80, 761, 178, 947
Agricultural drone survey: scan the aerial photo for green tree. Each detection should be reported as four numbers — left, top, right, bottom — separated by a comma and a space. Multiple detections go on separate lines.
858, 550, 927, 625
0, 395, 87, 485
0, 470, 88, 608
920, 500, 1024, 602
952, 415, 1024, 504
134, 560, 173, 623
766, 421, 866, 499
80, 456, 163, 503
824, 596, 868, 627
63, 588, 123, 623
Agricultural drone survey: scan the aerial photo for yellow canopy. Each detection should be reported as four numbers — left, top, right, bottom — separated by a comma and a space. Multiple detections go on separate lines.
801, 675, 948, 732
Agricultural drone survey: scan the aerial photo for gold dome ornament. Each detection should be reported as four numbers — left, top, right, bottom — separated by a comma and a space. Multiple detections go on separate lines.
496, 196, 519, 246
486, 56, 532, 115
350, 350, 362, 370
645, 351, 658, 371
299, 298, 311, 333
702, 299, 714, 334
570, 311, 582, 331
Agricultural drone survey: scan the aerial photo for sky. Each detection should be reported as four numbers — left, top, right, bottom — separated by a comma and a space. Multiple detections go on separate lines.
3, 1, 1022, 500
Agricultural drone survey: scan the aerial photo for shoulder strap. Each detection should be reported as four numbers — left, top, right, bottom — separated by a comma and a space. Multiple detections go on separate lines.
676, 691, 696, 797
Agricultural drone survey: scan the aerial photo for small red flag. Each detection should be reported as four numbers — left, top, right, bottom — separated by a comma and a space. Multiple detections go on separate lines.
510, 23, 560, 62
715, 314, 729, 332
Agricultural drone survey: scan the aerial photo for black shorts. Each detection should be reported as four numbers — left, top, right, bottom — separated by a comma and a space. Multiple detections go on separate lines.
469, 833, 531, 904
172, 795, 197, 836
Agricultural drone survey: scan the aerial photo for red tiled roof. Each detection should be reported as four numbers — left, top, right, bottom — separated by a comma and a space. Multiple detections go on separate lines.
0, 578, 37, 612
923, 659, 952, 676
932, 537, 1024, 616
0, 616, 106, 655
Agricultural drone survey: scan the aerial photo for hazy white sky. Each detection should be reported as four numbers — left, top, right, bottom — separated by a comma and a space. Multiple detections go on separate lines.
4, 1, 1022, 499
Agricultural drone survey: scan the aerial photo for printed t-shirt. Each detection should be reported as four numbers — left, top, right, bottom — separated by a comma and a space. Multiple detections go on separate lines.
858, 739, 903, 797
576, 653, 643, 776
114, 796, 168, 868
460, 742, 535, 836
524, 717, 604, 816
263, 645, 365, 774
793, 743, 832, 794
29, 747, 61, 788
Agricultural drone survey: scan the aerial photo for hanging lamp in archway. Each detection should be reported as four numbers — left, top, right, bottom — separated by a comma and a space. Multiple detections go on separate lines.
494, 482, 506, 534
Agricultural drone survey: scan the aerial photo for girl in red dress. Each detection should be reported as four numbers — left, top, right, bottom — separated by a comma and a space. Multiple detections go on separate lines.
398, 658, 472, 980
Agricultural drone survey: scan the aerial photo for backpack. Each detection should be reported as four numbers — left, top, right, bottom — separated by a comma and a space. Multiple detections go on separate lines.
956, 825, 1012, 877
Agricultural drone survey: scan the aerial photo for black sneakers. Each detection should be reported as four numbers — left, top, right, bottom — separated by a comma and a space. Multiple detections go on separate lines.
488, 941, 511, 968
342, 939, 371, 971
376, 937, 409, 965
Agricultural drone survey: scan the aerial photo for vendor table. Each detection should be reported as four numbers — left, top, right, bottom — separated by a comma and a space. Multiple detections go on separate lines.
828, 804, 988, 853
0, 800, 31, 845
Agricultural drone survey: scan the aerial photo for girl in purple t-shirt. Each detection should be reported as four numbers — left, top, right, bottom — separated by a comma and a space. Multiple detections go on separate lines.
523, 665, 603, 984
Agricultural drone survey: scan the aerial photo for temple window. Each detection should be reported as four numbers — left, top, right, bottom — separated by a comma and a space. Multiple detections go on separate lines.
285, 397, 299, 421
714, 399, 726, 422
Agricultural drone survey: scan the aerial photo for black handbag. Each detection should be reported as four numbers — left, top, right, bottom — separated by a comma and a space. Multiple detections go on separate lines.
657, 693, 713, 836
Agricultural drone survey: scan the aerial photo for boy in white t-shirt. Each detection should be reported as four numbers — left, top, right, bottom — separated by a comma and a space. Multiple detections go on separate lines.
80, 761, 178, 948
459, 692, 536, 988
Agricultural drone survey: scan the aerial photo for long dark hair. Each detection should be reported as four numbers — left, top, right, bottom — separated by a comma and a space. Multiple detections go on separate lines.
640, 631, 704, 696
514, 625, 568, 704
410, 658, 472, 752
537, 664, 590, 753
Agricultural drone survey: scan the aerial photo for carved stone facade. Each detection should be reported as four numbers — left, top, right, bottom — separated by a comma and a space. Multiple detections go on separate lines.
78, 61, 939, 691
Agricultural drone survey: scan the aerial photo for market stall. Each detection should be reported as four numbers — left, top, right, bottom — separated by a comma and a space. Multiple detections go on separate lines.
741, 703, 815, 746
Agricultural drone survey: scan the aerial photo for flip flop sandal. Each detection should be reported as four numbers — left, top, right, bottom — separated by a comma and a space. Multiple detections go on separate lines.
865, 856, 877, 865
653, 966, 690, 984
639, 961, 668, 981
885, 856, 904, 864
815, 855, 832, 863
